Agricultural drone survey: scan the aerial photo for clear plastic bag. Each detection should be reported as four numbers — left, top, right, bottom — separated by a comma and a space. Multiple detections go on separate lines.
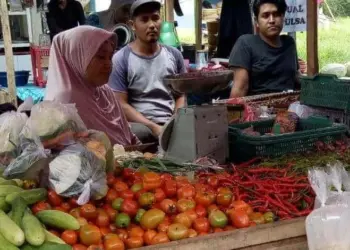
288, 101, 317, 118
23, 101, 87, 149
0, 111, 28, 168
48, 143, 107, 205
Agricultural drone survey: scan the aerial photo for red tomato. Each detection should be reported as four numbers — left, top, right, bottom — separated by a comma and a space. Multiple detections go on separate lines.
154, 188, 166, 203
135, 189, 147, 200
128, 226, 145, 238
120, 199, 138, 217
160, 173, 173, 184
104, 205, 117, 221
68, 198, 79, 208
48, 190, 63, 207
228, 209, 250, 229
177, 185, 196, 200
122, 168, 135, 180
176, 199, 196, 213
126, 236, 144, 249
143, 172, 161, 191
60, 202, 71, 212
54, 206, 66, 212
193, 218, 210, 233
61, 230, 78, 245
80, 204, 98, 220
159, 199, 177, 214
143, 230, 157, 246
77, 217, 88, 227
100, 227, 112, 237
31, 201, 51, 215
195, 204, 207, 218
188, 229, 198, 238
157, 220, 170, 233
115, 228, 128, 243
87, 245, 103, 250
96, 209, 110, 227
194, 191, 216, 207
174, 213, 192, 228
167, 223, 189, 241
184, 209, 198, 222
230, 200, 253, 215
79, 224, 102, 246
216, 192, 233, 207
120, 189, 134, 200
106, 173, 116, 187
163, 180, 177, 198
104, 234, 125, 250
151, 232, 170, 245
207, 176, 218, 188
72, 244, 87, 250
113, 181, 128, 193
105, 189, 118, 204
70, 208, 81, 218
49, 230, 60, 237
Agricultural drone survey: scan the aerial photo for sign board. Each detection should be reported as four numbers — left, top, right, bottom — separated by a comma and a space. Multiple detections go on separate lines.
282, 0, 307, 33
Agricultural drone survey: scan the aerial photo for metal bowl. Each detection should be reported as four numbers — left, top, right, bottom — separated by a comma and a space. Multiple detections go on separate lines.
164, 70, 233, 95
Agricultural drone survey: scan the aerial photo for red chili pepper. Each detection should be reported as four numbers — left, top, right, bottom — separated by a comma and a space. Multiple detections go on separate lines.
235, 157, 260, 168
264, 196, 293, 214
248, 168, 285, 174
274, 183, 309, 188
274, 194, 299, 213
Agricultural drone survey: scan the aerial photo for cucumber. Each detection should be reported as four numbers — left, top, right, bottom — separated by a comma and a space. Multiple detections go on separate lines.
44, 230, 65, 244
0, 185, 23, 196
0, 180, 18, 186
22, 242, 72, 250
22, 211, 45, 246
36, 210, 80, 230
0, 197, 10, 212
6, 188, 47, 205
0, 232, 19, 250
0, 210, 25, 246
11, 197, 27, 226
20, 245, 34, 250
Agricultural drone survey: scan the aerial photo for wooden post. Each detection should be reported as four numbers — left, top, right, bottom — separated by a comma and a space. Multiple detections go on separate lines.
165, 0, 174, 22
194, 0, 202, 50
307, 0, 319, 76
0, 0, 17, 106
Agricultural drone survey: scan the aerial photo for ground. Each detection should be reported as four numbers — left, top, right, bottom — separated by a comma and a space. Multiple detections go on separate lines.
177, 17, 350, 68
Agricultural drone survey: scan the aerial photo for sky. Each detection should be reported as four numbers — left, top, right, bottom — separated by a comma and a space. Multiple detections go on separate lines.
95, 0, 222, 29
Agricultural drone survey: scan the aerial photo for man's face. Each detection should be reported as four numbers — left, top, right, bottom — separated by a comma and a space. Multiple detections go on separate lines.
58, 0, 67, 9
256, 3, 284, 38
132, 10, 161, 43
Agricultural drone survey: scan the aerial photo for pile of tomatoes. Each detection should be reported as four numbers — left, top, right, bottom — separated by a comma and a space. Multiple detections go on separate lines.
30, 168, 275, 249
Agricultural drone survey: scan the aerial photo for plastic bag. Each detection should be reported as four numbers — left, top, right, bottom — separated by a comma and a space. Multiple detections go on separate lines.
320, 63, 347, 78
288, 101, 317, 118
17, 97, 34, 113
48, 143, 107, 205
3, 125, 51, 181
0, 111, 28, 168
23, 101, 87, 149
345, 62, 350, 77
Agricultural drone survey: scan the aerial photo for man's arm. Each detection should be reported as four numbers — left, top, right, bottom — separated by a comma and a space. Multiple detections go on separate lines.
228, 36, 252, 98
75, 1, 86, 25
115, 93, 163, 136
173, 48, 187, 111
230, 68, 250, 98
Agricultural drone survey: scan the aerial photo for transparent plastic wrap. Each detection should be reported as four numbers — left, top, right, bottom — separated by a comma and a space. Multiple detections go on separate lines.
3, 125, 51, 181
288, 101, 317, 118
48, 143, 107, 205
306, 165, 350, 250
23, 101, 87, 149
0, 111, 28, 168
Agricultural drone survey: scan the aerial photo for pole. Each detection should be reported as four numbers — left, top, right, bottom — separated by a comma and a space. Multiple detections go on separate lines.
165, 0, 174, 22
0, 0, 17, 106
307, 0, 319, 76
194, 0, 202, 50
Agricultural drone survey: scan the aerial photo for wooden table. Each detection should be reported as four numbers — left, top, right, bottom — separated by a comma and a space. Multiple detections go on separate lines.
142, 217, 307, 250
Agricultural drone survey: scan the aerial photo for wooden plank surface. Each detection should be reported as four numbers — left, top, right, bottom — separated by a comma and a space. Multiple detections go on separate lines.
238, 236, 307, 250
306, 0, 319, 76
0, 0, 17, 106
142, 217, 306, 250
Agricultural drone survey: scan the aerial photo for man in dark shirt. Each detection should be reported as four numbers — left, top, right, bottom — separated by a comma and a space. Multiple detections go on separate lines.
46, 0, 86, 41
229, 0, 300, 97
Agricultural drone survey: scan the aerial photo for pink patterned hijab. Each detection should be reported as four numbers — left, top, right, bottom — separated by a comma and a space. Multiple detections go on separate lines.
44, 26, 139, 146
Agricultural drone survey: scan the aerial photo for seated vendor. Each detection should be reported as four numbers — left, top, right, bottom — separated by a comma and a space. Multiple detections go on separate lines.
108, 0, 186, 143
229, 0, 300, 98
44, 26, 140, 146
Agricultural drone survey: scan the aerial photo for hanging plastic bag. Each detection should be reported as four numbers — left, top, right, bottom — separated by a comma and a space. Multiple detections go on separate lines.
23, 101, 87, 149
48, 143, 107, 205
0, 111, 28, 168
3, 125, 51, 181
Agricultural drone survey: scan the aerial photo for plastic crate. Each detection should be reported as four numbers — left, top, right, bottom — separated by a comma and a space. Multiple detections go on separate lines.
228, 116, 348, 163
300, 74, 350, 111
0, 71, 29, 87
30, 45, 50, 88
310, 106, 350, 128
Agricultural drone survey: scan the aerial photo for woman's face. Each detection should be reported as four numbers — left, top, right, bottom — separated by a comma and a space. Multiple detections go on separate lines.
85, 39, 115, 87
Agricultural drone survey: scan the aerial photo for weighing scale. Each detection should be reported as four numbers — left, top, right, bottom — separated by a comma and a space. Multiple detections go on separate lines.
160, 70, 233, 164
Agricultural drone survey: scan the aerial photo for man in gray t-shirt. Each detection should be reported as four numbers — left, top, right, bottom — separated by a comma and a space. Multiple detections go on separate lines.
108, 0, 186, 143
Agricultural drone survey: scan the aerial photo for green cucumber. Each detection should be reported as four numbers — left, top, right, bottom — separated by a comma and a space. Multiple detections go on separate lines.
44, 230, 65, 244
0, 180, 18, 186
11, 197, 27, 226
0, 197, 10, 212
0, 185, 23, 196
36, 210, 80, 230
0, 210, 25, 246
0, 232, 19, 250
6, 188, 47, 205
22, 211, 45, 246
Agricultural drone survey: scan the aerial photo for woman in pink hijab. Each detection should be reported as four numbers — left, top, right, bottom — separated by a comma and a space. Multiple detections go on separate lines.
44, 25, 139, 146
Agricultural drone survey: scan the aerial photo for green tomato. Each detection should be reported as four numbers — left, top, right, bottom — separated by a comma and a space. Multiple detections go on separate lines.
263, 212, 276, 223
209, 210, 228, 228
131, 183, 143, 193
135, 209, 146, 223
112, 198, 124, 211
115, 212, 131, 228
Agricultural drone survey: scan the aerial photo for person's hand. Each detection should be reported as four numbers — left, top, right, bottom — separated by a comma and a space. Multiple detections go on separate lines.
149, 123, 163, 137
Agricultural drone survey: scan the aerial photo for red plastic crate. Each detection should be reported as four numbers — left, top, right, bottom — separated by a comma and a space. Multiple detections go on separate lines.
30, 45, 50, 88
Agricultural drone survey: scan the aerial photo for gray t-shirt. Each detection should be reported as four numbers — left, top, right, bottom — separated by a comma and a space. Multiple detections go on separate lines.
229, 34, 299, 95
108, 45, 186, 124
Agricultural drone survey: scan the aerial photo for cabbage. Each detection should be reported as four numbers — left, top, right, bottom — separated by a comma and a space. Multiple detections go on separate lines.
320, 63, 347, 78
